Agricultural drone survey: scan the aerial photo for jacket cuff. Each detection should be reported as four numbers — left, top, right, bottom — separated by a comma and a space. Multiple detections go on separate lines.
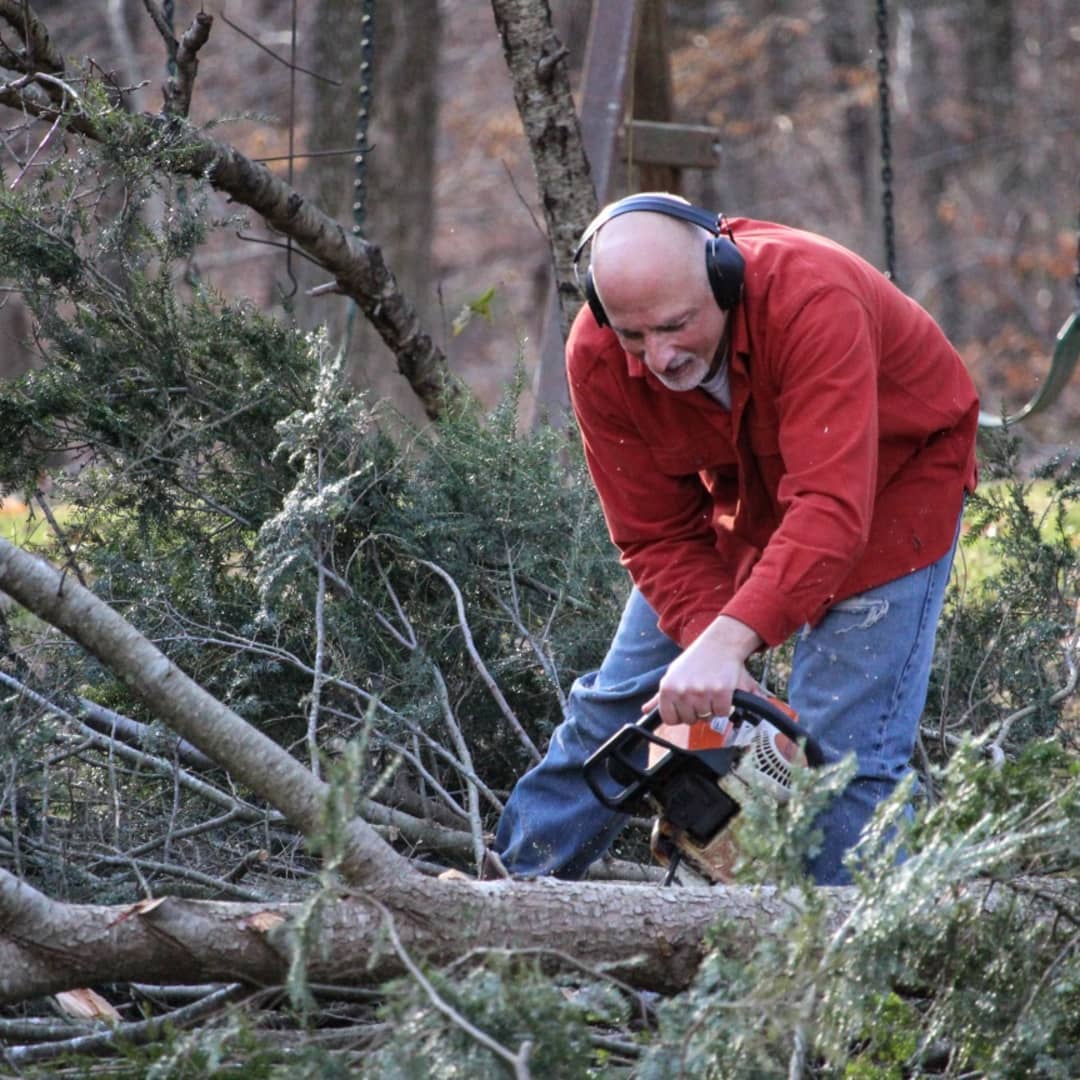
721, 584, 801, 649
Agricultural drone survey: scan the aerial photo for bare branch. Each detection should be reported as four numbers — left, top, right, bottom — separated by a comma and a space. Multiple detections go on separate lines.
417, 557, 541, 763
428, 661, 489, 873
0, 668, 279, 820
162, 11, 213, 119
139, 0, 177, 55
308, 539, 329, 780
4, 982, 248, 1067
6, 105, 59, 188
0, 1, 65, 76
0, 537, 416, 893
76, 696, 215, 773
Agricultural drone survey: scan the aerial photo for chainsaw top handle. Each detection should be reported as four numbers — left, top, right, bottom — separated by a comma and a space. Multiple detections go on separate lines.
636, 691, 826, 768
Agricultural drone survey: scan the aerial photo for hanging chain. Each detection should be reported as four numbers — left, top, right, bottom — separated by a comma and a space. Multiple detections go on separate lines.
353, 0, 376, 237
876, 0, 897, 283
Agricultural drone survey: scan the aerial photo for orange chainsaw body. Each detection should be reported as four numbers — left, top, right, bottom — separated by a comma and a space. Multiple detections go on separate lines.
648, 696, 804, 883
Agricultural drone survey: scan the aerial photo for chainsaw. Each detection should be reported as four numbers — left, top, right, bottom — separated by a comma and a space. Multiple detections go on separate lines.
582, 690, 825, 884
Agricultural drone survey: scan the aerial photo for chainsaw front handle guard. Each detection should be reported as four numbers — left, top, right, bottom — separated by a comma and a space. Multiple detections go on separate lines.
582, 691, 825, 813
582, 722, 721, 814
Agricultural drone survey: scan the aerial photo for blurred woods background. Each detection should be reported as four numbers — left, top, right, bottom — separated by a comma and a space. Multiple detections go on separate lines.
2, 0, 1076, 444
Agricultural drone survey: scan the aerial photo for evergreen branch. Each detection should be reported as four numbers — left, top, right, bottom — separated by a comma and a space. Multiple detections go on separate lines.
370, 897, 536, 1080
0, 13, 460, 419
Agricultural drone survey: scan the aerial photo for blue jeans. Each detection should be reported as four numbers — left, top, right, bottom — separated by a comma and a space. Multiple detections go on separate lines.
494, 520, 961, 885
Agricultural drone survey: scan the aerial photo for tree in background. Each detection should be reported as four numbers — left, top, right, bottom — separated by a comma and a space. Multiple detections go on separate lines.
307, 0, 441, 425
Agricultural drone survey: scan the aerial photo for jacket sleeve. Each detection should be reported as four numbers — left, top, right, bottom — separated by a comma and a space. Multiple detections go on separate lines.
721, 288, 880, 644
568, 343, 746, 649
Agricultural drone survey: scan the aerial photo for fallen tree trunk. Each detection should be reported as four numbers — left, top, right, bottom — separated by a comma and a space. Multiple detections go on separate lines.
0, 864, 815, 1005
1, 540, 1071, 1013
0, 527, 844, 1012
0, 538, 827, 1006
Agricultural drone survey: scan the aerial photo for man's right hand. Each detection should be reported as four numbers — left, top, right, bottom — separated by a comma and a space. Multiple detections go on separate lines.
642, 613, 763, 725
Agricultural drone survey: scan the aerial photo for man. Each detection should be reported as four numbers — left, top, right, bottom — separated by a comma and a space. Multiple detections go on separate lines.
494, 194, 979, 884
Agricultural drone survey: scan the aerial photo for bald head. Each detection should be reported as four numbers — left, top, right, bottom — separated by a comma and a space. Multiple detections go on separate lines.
584, 206, 728, 392
590, 209, 711, 303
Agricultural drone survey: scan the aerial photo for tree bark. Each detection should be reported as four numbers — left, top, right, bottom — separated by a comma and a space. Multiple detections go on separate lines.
172, 125, 458, 422
0, 862, 814, 1005
489, 0, 597, 339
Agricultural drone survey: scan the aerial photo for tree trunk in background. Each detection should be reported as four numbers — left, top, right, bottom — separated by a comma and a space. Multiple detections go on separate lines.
822, 0, 874, 233
962, 0, 1014, 119
0, 302, 34, 383
307, 0, 441, 428
906, 10, 962, 334
630, 0, 679, 195
963, 0, 1019, 344
764, 0, 799, 117
0, 1, 114, 384
550, 0, 592, 77
491, 0, 597, 341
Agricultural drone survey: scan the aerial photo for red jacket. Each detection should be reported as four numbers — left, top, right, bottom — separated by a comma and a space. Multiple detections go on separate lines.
568, 218, 979, 649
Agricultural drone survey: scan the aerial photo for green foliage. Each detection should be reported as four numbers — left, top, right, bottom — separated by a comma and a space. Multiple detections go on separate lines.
933, 429, 1080, 750
637, 742, 1079, 1078
369, 956, 597, 1079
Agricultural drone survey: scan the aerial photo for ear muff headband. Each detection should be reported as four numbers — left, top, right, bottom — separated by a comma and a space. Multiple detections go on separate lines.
572, 194, 745, 327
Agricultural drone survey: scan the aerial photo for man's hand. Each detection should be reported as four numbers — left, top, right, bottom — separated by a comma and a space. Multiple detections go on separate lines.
643, 614, 764, 725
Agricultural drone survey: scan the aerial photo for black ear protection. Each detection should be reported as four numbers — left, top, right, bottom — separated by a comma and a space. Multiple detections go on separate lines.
571, 194, 745, 328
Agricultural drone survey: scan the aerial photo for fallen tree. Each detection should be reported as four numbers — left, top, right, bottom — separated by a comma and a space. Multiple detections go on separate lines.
0, 534, 828, 1007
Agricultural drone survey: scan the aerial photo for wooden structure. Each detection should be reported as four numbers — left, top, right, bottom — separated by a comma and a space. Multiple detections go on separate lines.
533, 0, 723, 420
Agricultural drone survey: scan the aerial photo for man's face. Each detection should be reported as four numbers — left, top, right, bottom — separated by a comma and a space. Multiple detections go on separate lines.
603, 293, 728, 392
591, 216, 728, 392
